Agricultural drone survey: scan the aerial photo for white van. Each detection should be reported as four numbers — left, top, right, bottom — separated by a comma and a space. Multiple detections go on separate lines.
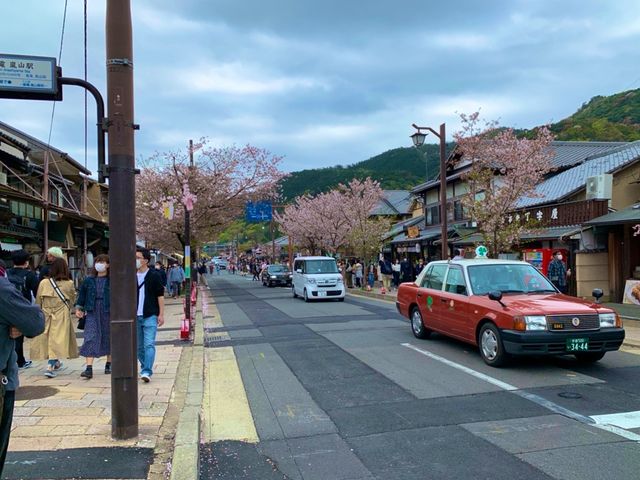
292, 256, 345, 302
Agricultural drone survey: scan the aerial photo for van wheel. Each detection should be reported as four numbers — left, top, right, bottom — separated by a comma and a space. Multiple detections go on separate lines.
304, 289, 310, 302
478, 323, 509, 367
575, 352, 605, 363
292, 285, 298, 298
410, 307, 431, 339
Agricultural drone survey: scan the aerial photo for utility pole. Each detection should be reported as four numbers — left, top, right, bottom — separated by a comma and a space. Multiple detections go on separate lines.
184, 140, 193, 329
106, 0, 138, 439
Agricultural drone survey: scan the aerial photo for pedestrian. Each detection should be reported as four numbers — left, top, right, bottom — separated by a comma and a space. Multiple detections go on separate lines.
400, 257, 413, 283
354, 259, 363, 288
38, 246, 65, 281
252, 263, 260, 281
136, 249, 165, 383
75, 254, 111, 379
378, 256, 393, 291
167, 263, 185, 298
0, 259, 45, 477
32, 257, 79, 378
6, 249, 39, 369
155, 262, 167, 292
548, 251, 571, 294
198, 263, 207, 285
392, 259, 401, 289
452, 248, 465, 260
345, 261, 353, 288
367, 263, 375, 288
414, 258, 426, 278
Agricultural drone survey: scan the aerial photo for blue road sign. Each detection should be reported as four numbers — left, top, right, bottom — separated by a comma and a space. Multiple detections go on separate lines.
245, 201, 272, 222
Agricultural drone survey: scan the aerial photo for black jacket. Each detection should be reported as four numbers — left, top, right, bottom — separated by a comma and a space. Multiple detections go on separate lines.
6, 267, 38, 302
0, 277, 45, 390
137, 269, 165, 318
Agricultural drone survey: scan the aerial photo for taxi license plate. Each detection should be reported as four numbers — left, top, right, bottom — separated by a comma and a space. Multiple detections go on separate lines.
318, 291, 327, 297
566, 338, 589, 352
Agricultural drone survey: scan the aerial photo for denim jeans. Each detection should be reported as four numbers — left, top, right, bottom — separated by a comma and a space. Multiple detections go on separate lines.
137, 315, 158, 377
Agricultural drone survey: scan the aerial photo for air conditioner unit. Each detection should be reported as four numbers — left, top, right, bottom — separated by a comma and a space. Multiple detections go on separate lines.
585, 174, 612, 200
465, 220, 478, 228
0, 172, 7, 186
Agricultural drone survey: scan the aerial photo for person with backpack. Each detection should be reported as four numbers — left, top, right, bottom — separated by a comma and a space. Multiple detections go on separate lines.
31, 257, 79, 378
6, 250, 39, 369
0, 259, 45, 476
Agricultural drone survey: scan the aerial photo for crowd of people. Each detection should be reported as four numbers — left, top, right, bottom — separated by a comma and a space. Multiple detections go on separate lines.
0, 246, 173, 476
338, 256, 428, 291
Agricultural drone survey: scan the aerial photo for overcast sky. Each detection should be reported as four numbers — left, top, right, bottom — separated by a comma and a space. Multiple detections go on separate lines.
2, 0, 639, 177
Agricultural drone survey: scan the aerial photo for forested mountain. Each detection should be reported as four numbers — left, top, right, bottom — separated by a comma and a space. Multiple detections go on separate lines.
279, 88, 640, 200
280, 143, 453, 200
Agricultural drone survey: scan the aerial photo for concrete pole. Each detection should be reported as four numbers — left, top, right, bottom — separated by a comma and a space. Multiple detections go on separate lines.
439, 123, 448, 260
106, 0, 138, 439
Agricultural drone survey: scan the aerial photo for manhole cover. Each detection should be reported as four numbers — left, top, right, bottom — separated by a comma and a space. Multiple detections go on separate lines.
558, 392, 582, 399
16, 386, 59, 401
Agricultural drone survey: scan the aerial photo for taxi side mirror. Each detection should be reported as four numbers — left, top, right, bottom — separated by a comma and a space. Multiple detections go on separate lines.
592, 288, 603, 304
488, 290, 503, 302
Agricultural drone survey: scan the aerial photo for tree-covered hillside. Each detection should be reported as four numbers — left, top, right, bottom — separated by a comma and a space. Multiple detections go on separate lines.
280, 143, 454, 200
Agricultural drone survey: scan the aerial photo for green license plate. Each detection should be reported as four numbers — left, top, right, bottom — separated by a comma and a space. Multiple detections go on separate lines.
566, 338, 589, 352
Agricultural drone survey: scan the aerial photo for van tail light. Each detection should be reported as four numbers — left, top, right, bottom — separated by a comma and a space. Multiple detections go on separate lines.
513, 316, 526, 331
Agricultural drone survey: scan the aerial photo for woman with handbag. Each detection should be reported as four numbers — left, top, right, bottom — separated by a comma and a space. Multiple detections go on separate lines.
32, 257, 79, 378
75, 254, 111, 379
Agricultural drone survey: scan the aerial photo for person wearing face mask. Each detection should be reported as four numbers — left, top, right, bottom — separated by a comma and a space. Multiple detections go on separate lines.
548, 251, 571, 294
136, 249, 165, 383
75, 254, 111, 379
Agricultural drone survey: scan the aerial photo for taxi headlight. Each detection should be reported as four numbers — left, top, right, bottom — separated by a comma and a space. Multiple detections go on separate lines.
599, 313, 617, 328
524, 315, 547, 331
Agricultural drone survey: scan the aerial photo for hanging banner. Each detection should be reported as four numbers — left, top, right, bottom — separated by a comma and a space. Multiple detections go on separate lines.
163, 201, 175, 220
184, 245, 191, 278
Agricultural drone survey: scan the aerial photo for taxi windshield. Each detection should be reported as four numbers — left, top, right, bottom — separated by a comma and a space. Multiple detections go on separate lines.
467, 264, 557, 296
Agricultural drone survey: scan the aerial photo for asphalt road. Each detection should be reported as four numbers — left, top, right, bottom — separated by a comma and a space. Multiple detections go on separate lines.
201, 273, 640, 480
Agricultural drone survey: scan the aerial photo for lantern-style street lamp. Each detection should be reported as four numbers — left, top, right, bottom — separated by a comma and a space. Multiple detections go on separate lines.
411, 123, 448, 260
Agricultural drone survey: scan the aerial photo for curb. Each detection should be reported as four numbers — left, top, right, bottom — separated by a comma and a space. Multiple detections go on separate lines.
169, 297, 205, 480
347, 292, 640, 350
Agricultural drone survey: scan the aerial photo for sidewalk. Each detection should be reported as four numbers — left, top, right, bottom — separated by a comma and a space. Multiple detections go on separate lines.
347, 287, 640, 349
4, 295, 193, 480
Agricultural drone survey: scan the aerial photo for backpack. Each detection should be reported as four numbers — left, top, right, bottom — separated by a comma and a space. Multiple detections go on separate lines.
7, 268, 33, 303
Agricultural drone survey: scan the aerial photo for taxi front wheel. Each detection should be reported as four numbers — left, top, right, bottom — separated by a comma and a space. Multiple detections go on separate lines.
479, 323, 509, 367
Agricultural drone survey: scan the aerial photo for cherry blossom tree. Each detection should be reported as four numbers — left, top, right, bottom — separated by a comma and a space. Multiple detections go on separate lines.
136, 141, 285, 253
454, 113, 554, 257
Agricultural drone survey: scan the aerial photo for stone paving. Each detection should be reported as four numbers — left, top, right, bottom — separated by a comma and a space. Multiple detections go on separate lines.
8, 297, 187, 453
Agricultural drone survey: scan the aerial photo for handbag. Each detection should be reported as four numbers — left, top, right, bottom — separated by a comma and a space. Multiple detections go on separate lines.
49, 278, 84, 329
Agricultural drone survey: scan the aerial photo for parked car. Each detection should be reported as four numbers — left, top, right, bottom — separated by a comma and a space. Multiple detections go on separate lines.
396, 259, 625, 367
261, 264, 292, 287
292, 256, 345, 302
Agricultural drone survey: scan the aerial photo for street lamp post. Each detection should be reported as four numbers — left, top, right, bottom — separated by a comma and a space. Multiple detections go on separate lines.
410, 123, 448, 260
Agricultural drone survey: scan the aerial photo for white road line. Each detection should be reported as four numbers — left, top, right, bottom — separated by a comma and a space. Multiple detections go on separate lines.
591, 411, 640, 429
402, 343, 518, 391
402, 342, 640, 443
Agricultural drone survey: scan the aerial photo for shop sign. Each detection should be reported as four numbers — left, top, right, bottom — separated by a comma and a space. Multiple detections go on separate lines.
407, 226, 420, 239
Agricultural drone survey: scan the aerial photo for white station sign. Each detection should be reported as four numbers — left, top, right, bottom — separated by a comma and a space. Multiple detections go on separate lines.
0, 54, 57, 95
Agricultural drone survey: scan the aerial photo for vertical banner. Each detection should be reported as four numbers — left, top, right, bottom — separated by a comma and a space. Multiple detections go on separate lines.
184, 245, 191, 278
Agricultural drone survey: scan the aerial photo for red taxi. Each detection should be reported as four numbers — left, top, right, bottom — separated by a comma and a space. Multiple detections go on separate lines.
396, 259, 625, 367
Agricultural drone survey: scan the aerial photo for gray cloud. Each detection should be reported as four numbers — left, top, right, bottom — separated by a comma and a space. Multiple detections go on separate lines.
1, 0, 639, 177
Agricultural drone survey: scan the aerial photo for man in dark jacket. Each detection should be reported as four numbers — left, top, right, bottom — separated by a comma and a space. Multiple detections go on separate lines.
0, 259, 45, 476
400, 257, 413, 283
136, 249, 165, 383
6, 250, 39, 370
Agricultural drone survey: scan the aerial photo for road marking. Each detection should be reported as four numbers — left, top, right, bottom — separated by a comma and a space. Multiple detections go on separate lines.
203, 346, 258, 443
591, 411, 640, 429
402, 342, 640, 442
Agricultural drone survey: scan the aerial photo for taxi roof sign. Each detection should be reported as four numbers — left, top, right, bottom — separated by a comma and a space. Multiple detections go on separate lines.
475, 245, 488, 258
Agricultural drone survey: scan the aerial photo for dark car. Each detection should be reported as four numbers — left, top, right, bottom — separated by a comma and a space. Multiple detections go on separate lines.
261, 264, 292, 287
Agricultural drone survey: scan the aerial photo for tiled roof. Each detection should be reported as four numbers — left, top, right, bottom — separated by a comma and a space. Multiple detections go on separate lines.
549, 141, 626, 169
516, 141, 640, 208
383, 215, 425, 240
371, 190, 413, 215
586, 203, 640, 226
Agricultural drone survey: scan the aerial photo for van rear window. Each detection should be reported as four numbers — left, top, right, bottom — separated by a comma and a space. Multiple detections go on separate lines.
305, 260, 338, 274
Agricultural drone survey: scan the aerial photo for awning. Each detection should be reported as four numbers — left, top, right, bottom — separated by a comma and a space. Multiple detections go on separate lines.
450, 225, 585, 245
391, 226, 442, 244
585, 203, 640, 226
383, 215, 425, 240
0, 241, 22, 252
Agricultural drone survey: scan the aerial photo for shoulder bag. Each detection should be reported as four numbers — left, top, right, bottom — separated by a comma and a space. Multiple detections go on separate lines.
49, 278, 85, 330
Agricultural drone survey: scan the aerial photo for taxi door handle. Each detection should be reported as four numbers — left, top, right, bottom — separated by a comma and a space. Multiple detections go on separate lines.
440, 298, 448, 303
417, 293, 422, 297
